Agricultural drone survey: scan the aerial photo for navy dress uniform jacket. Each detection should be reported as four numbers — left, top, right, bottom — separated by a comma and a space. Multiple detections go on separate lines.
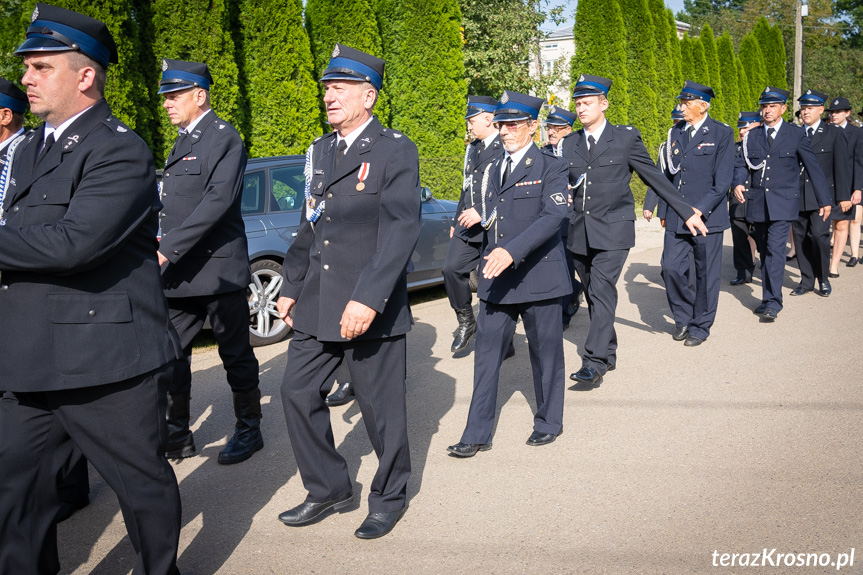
801, 123, 850, 210
454, 135, 504, 243
0, 99, 182, 391
281, 118, 421, 342
729, 141, 749, 220
561, 124, 698, 254
732, 122, 831, 222
841, 123, 863, 193
476, 144, 571, 304
159, 113, 251, 297
661, 117, 734, 234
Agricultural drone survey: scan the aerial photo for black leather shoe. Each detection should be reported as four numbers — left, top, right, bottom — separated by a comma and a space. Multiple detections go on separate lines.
847, 257, 858, 267
789, 286, 812, 296
570, 366, 602, 386
325, 380, 355, 407
817, 280, 831, 297
829, 271, 840, 278
753, 303, 767, 316
760, 308, 777, 322
279, 492, 354, 526
218, 389, 264, 465
451, 308, 476, 353
672, 326, 689, 341
446, 442, 492, 457
684, 335, 704, 347
526, 430, 558, 446
729, 271, 752, 285
355, 508, 407, 539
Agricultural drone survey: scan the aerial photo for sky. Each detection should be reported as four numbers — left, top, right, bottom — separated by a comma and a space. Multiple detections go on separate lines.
548, 0, 687, 30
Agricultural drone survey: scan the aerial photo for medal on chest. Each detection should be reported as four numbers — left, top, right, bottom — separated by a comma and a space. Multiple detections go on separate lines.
357, 162, 370, 191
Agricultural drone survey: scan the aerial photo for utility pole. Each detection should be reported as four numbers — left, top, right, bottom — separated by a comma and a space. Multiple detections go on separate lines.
793, 0, 807, 116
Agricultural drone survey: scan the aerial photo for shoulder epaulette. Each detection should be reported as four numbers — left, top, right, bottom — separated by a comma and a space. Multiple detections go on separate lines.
381, 127, 405, 140
102, 115, 130, 134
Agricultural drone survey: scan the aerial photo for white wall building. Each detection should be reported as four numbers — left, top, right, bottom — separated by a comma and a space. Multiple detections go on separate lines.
532, 21, 692, 109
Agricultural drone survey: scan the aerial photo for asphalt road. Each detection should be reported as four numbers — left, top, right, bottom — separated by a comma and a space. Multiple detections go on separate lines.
58, 220, 863, 574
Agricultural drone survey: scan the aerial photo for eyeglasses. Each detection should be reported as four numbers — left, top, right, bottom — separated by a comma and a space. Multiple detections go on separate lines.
494, 121, 528, 131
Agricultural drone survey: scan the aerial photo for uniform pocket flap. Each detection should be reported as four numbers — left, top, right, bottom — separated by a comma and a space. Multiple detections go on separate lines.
605, 209, 636, 222
513, 188, 539, 199
177, 159, 202, 175
598, 156, 622, 167
49, 293, 133, 324
27, 179, 73, 206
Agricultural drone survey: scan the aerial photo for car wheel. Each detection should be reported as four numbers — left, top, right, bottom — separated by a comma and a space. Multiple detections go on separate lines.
248, 259, 290, 347
469, 266, 479, 293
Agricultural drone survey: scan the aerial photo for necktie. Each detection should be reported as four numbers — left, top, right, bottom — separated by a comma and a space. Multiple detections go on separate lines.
807, 127, 814, 138
501, 157, 512, 187
171, 132, 187, 157
767, 127, 776, 148
477, 141, 486, 155
687, 126, 695, 143
36, 133, 55, 166
588, 135, 596, 161
334, 139, 347, 169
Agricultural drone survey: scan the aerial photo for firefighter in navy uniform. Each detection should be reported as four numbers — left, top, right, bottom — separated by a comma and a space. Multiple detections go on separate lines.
157, 58, 263, 465
825, 97, 863, 273
0, 76, 92, 522
447, 90, 572, 456
545, 105, 583, 326
790, 89, 850, 297
276, 44, 420, 540
0, 5, 183, 573
732, 87, 832, 321
0, 78, 27, 161
656, 81, 734, 347
443, 95, 504, 353
559, 74, 707, 387
729, 112, 762, 286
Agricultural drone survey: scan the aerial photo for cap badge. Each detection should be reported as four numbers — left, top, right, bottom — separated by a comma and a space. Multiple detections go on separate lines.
31, 6, 38, 21
162, 59, 168, 71
550, 106, 557, 114
500, 92, 509, 104
332, 45, 340, 58
579, 75, 585, 82
764, 87, 770, 93
806, 89, 812, 95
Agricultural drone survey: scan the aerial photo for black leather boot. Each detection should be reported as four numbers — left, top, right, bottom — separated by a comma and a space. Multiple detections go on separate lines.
165, 392, 195, 459
218, 388, 264, 465
326, 380, 355, 407
451, 308, 477, 353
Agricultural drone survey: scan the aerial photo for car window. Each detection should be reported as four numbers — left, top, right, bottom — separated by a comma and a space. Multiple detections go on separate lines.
242, 171, 265, 215
270, 165, 304, 212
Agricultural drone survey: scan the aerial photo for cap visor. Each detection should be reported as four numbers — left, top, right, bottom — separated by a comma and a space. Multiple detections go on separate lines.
158, 83, 195, 94
494, 112, 530, 122
14, 37, 70, 55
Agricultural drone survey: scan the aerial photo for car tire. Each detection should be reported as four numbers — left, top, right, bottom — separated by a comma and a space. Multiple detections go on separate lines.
469, 266, 479, 293
248, 259, 291, 347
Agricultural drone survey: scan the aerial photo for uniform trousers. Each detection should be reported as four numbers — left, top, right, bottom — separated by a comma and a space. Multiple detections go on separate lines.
730, 216, 756, 276
280, 331, 410, 513
168, 290, 259, 395
460, 297, 565, 445
661, 231, 724, 340
753, 220, 793, 312
442, 236, 482, 311
572, 248, 629, 373
0, 364, 182, 575
791, 210, 830, 290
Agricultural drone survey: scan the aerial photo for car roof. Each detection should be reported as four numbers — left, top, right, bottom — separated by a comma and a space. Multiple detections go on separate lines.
246, 155, 304, 169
